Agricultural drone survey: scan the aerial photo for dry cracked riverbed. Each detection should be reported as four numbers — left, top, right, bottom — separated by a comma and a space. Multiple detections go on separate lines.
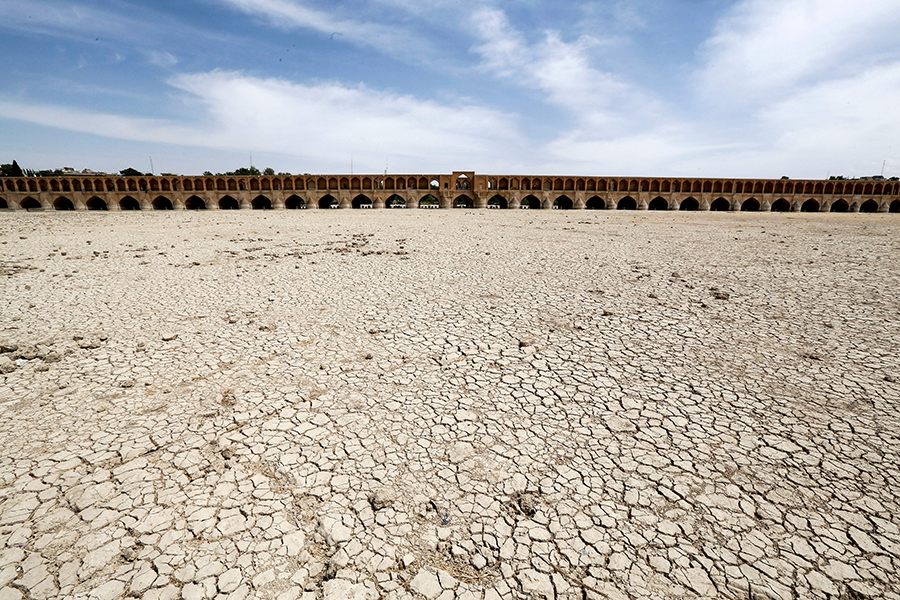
1, 211, 899, 600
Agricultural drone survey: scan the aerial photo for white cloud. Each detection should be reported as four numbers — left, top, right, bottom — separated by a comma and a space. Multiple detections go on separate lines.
0, 71, 524, 173
215, 0, 438, 64
470, 7, 662, 132
146, 51, 179, 68
696, 0, 900, 104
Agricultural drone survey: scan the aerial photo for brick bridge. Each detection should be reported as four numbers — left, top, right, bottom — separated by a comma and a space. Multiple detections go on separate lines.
2, 171, 899, 213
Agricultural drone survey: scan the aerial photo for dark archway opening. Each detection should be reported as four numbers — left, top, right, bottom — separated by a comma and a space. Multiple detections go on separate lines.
617, 196, 637, 210
890, 200, 900, 213
771, 199, 790, 212
252, 196, 272, 210
352, 195, 372, 209
741, 198, 760, 212
521, 195, 541, 209
679, 197, 699, 211
454, 195, 473, 208
86, 197, 107, 211
386, 194, 406, 208
830, 199, 849, 213
710, 198, 730, 211
153, 197, 174, 210
21, 198, 41, 210
801, 199, 820, 213
0, 198, 6, 210
54, 198, 75, 211
185, 196, 206, 210
120, 196, 141, 211
487, 195, 507, 209
860, 200, 879, 213
553, 196, 573, 210
648, 197, 668, 211
319, 195, 338, 209
285, 195, 305, 209
418, 194, 438, 208
585, 196, 605, 210
219, 196, 239, 210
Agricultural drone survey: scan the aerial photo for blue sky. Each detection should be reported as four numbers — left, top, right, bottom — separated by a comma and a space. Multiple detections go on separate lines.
1, 0, 899, 178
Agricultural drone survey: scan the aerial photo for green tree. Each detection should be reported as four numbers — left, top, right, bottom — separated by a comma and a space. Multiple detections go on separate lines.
120, 167, 143, 176
1, 160, 24, 177
263, 167, 275, 176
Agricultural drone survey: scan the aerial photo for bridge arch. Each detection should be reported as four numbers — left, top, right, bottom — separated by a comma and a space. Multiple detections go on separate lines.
771, 198, 790, 212
585, 196, 605, 210
710, 198, 730, 211
0, 198, 6, 210
152, 196, 174, 210
801, 199, 820, 212
830, 199, 849, 213
454, 194, 473, 208
251, 195, 272, 210
890, 200, 900, 213
418, 194, 439, 208
219, 195, 239, 210
285, 195, 305, 209
860, 199, 879, 213
521, 195, 541, 209
85, 197, 107, 211
617, 196, 637, 210
487, 195, 508, 209
184, 196, 206, 210
119, 196, 141, 211
553, 195, 573, 210
21, 197, 41, 210
741, 198, 760, 212
352, 194, 372, 209
648, 197, 668, 211
54, 197, 75, 211
386, 194, 406, 208
679, 197, 699, 211
319, 194, 338, 209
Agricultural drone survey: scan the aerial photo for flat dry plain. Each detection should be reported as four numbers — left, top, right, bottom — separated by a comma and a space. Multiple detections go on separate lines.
0, 211, 898, 600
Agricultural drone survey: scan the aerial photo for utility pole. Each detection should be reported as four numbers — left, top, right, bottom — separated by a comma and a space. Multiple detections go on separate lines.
149, 156, 154, 175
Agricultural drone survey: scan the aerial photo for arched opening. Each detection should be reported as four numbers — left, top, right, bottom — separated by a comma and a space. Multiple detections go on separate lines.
890, 200, 900, 213
419, 194, 439, 208
553, 195, 573, 210
0, 198, 6, 210
319, 195, 338, 209
54, 197, 75, 211
741, 198, 760, 212
617, 196, 637, 210
386, 194, 406, 208
830, 199, 849, 213
219, 196, 239, 210
771, 199, 790, 212
801, 199, 820, 213
352, 194, 372, 209
710, 198, 730, 211
21, 198, 41, 210
285, 195, 305, 209
251, 196, 272, 210
455, 175, 470, 190
487, 195, 507, 209
679, 197, 699, 211
454, 195, 473, 208
119, 196, 141, 211
648, 197, 668, 211
184, 196, 206, 210
521, 195, 541, 209
860, 200, 879, 213
152, 197, 174, 210
585, 196, 605, 210
85, 197, 107, 211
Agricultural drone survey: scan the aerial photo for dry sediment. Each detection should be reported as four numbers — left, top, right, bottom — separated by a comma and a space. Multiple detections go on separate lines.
0, 211, 898, 600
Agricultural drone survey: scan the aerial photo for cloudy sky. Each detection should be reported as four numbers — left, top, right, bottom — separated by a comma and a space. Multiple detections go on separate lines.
1, 0, 899, 178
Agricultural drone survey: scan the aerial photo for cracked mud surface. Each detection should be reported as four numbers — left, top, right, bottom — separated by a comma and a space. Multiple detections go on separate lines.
1, 211, 898, 600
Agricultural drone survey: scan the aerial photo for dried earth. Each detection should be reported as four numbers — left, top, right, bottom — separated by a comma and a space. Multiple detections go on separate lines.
0, 211, 898, 600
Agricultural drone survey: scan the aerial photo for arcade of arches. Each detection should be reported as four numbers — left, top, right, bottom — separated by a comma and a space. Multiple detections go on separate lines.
2, 171, 899, 213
